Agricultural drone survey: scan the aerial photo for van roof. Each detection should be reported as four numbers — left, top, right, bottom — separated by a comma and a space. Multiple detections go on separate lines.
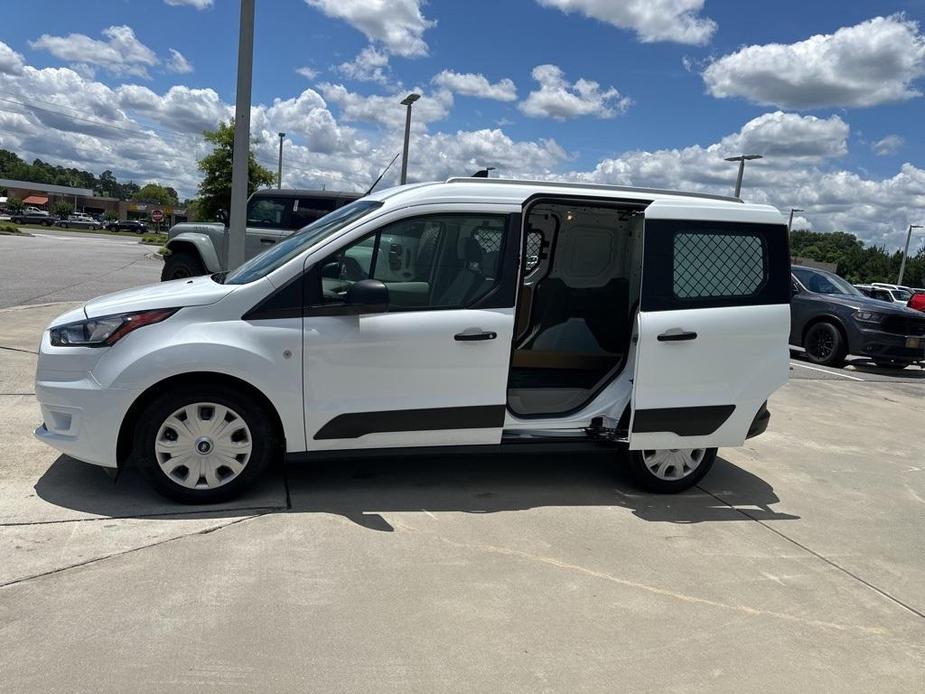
366, 178, 781, 219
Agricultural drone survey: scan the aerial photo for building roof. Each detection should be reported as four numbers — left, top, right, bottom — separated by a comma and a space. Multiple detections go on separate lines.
0, 178, 94, 197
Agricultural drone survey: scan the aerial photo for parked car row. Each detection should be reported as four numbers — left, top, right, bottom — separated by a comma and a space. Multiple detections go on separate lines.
8, 209, 150, 232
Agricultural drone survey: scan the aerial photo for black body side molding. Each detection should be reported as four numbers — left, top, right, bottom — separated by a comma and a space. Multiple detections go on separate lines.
745, 401, 770, 439
632, 405, 735, 436
314, 405, 506, 440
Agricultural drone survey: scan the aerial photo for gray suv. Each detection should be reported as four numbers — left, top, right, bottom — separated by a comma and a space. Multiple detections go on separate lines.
162, 189, 360, 280
790, 265, 925, 368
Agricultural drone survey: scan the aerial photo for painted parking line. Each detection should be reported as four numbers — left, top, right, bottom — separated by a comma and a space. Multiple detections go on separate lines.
789, 361, 865, 381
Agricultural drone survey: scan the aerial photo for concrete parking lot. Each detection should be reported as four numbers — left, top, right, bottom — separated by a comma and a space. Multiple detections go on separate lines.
1, 295, 924, 693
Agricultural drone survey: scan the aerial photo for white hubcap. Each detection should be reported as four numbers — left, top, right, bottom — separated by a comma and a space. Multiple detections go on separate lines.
642, 449, 706, 481
155, 402, 252, 490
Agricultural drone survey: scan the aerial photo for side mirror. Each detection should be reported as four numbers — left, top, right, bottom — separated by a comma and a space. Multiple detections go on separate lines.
346, 279, 389, 313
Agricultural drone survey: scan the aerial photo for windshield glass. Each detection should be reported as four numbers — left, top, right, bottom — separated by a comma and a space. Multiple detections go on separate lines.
892, 289, 913, 301
224, 199, 383, 285
792, 267, 863, 296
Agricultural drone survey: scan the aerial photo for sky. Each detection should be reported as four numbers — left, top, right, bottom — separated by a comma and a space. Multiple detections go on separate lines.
1, 0, 925, 249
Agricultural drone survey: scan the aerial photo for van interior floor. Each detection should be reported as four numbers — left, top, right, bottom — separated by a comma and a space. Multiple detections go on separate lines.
507, 200, 643, 417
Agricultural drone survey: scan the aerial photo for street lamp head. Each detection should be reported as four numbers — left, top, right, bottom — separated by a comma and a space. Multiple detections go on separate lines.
278, 132, 286, 138
401, 93, 421, 106
725, 154, 763, 162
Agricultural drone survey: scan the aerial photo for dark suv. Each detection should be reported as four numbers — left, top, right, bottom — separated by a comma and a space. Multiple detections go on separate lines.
106, 220, 148, 233
790, 265, 925, 368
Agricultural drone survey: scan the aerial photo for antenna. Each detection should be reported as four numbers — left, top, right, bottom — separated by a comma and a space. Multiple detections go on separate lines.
366, 152, 401, 196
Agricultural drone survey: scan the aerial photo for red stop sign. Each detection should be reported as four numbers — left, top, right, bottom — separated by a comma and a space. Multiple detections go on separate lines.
151, 209, 165, 223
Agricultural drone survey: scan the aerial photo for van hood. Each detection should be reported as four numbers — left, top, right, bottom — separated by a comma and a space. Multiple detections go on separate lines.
82, 275, 235, 319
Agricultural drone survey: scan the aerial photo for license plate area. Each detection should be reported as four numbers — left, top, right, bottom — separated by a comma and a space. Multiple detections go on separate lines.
906, 337, 922, 349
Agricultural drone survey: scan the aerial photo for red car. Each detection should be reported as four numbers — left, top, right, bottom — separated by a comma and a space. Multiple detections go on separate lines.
909, 292, 925, 312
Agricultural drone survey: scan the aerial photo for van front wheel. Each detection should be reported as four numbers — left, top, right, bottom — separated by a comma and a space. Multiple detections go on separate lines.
629, 448, 717, 493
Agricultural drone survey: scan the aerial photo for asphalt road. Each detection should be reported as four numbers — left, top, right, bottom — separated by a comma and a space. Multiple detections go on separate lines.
0, 228, 161, 309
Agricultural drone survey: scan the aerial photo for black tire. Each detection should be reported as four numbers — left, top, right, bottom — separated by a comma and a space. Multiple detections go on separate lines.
11, 217, 21, 224
161, 249, 207, 281
629, 448, 717, 493
803, 321, 847, 366
133, 384, 277, 503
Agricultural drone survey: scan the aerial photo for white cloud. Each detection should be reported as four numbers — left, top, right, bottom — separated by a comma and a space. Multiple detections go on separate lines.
305, 0, 434, 57
319, 83, 453, 128
296, 66, 319, 80
432, 70, 517, 101
519, 64, 631, 119
703, 15, 925, 109
117, 84, 230, 134
165, 0, 213, 8
29, 25, 159, 79
337, 46, 390, 84
872, 134, 905, 156
0, 41, 24, 76
720, 112, 849, 161
536, 0, 716, 45
166, 48, 193, 74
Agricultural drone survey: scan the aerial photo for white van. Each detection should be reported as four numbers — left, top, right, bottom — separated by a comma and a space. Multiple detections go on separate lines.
34, 179, 791, 503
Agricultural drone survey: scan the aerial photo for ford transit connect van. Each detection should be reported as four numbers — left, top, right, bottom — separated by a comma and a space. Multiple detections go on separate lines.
35, 179, 791, 503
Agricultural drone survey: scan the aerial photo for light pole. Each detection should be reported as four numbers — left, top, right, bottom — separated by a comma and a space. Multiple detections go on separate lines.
788, 208, 804, 233
227, 0, 255, 271
399, 93, 420, 185
277, 132, 286, 189
725, 154, 763, 198
897, 224, 924, 285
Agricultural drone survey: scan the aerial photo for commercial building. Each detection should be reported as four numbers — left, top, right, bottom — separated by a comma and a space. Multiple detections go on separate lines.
0, 178, 187, 225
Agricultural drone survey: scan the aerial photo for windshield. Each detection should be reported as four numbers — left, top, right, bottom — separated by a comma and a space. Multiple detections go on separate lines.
792, 267, 863, 296
224, 199, 383, 285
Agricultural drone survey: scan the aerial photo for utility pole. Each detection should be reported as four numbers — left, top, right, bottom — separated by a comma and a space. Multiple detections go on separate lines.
788, 208, 804, 233
898, 224, 923, 285
277, 132, 285, 189
227, 0, 255, 271
724, 154, 763, 198
399, 93, 420, 185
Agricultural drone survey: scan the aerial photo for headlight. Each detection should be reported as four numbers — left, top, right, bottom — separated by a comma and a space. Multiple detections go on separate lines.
853, 310, 884, 324
49, 308, 178, 347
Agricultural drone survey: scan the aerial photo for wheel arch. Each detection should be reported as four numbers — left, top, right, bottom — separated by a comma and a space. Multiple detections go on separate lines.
801, 313, 849, 346
117, 371, 286, 467
165, 233, 221, 273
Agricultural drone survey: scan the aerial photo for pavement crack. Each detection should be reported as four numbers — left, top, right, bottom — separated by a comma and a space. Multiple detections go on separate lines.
0, 512, 271, 589
438, 536, 887, 636
696, 484, 925, 623
0, 504, 287, 527
0, 345, 37, 355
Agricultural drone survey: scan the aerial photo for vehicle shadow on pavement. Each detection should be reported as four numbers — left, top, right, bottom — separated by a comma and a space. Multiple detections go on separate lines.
34, 452, 799, 529
284, 452, 800, 531
33, 454, 288, 520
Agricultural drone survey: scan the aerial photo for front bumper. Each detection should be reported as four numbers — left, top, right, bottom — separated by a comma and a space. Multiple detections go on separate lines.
851, 327, 925, 363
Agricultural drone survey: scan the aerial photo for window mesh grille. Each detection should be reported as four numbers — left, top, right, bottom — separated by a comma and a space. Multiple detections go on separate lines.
525, 231, 544, 271
673, 233, 765, 299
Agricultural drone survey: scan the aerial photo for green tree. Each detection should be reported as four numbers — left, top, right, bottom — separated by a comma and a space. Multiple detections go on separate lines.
196, 120, 274, 221
6, 197, 24, 214
52, 201, 73, 218
136, 182, 179, 207
103, 210, 119, 222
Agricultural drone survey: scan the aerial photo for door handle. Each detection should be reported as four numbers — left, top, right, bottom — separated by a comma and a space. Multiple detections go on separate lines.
260, 237, 275, 244
657, 329, 697, 342
455, 329, 497, 342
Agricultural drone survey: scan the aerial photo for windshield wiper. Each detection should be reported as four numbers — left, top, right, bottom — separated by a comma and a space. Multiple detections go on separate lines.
211, 271, 228, 284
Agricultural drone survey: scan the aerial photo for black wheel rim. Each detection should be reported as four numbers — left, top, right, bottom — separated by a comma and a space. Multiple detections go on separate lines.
808, 327, 834, 359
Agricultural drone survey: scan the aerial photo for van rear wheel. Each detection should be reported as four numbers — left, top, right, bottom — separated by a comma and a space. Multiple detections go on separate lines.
629, 448, 717, 493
